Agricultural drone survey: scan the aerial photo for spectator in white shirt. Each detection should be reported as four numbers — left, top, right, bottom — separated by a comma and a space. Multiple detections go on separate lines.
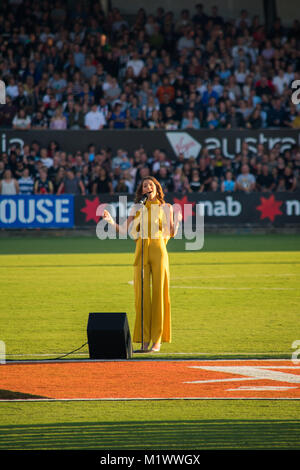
84, 104, 106, 130
6, 76, 19, 99
12, 109, 31, 129
126, 52, 144, 77
273, 69, 290, 95
177, 27, 195, 53
39, 147, 53, 168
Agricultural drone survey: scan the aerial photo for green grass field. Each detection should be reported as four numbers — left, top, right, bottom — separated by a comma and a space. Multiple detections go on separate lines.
0, 233, 300, 451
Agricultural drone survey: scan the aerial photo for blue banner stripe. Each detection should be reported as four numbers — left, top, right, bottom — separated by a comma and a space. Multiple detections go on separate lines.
0, 195, 74, 228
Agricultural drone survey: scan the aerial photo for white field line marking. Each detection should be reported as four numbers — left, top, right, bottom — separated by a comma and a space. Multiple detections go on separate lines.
128, 281, 298, 290
170, 286, 298, 290
171, 274, 299, 279
3, 354, 294, 362
5, 353, 89, 357
3, 353, 292, 360
226, 386, 297, 391
0, 397, 300, 402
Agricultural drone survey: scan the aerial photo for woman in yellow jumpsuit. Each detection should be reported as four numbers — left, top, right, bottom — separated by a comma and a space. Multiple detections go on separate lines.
103, 176, 182, 352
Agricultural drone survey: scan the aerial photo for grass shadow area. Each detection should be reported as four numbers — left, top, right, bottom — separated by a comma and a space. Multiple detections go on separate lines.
0, 419, 299, 450
0, 234, 299, 254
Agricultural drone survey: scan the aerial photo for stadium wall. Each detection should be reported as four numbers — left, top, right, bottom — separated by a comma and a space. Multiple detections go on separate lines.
2, 129, 300, 160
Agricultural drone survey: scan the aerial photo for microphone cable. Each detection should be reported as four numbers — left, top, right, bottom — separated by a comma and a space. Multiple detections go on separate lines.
52, 342, 88, 360
5, 341, 88, 362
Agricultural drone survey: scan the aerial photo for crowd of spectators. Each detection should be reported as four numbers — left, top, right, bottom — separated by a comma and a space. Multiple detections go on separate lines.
0, 139, 299, 195
0, 1, 300, 131
0, 0, 300, 195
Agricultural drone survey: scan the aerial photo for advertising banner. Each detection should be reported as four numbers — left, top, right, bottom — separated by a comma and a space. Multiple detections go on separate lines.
2, 129, 300, 159
0, 192, 298, 229
76, 192, 300, 228
0, 195, 74, 228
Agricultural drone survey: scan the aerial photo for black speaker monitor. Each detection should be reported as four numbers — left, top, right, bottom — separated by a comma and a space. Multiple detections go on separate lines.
87, 312, 132, 359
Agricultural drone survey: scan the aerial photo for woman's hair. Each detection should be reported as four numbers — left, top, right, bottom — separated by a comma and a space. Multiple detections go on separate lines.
134, 176, 165, 204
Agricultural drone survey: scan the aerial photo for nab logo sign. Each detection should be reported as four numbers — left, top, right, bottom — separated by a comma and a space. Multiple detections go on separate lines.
0, 80, 5, 104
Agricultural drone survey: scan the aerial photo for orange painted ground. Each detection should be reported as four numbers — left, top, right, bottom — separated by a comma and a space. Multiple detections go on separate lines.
1, 360, 300, 400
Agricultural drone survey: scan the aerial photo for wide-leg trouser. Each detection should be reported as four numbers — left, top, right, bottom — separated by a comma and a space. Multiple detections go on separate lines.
133, 239, 171, 344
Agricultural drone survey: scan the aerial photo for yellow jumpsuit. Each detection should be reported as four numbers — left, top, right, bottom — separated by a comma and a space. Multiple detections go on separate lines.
132, 199, 171, 345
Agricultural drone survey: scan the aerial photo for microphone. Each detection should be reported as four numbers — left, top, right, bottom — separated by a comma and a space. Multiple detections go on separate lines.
139, 192, 150, 205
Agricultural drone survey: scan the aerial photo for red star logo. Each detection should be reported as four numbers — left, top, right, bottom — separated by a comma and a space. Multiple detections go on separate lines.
173, 195, 195, 221
80, 197, 106, 223
256, 195, 283, 222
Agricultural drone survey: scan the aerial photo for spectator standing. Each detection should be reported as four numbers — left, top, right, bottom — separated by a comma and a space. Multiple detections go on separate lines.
221, 171, 236, 192
236, 164, 256, 192
81, 56, 97, 81
0, 169, 19, 194
189, 169, 202, 192
50, 106, 67, 129
31, 109, 48, 129
267, 98, 288, 128
283, 166, 297, 192
84, 104, 106, 130
256, 164, 276, 191
34, 168, 54, 194
156, 75, 175, 105
246, 107, 263, 129
172, 167, 190, 193
0, 96, 17, 128
92, 167, 114, 194
198, 157, 213, 191
67, 102, 85, 129
181, 109, 200, 129
57, 168, 86, 195
177, 27, 195, 53
226, 106, 245, 128
126, 51, 145, 78
12, 109, 31, 129
6, 76, 19, 100
273, 69, 290, 95
18, 168, 34, 195
147, 109, 163, 129
110, 103, 127, 129
39, 148, 53, 169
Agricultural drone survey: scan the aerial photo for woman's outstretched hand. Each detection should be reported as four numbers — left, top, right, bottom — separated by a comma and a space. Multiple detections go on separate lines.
103, 209, 114, 225
174, 207, 183, 224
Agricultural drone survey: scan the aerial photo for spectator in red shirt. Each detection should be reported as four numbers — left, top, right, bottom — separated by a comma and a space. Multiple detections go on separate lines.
156, 75, 175, 105
255, 75, 275, 97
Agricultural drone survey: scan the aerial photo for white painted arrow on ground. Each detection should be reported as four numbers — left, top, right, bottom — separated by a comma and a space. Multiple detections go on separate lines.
184, 366, 300, 384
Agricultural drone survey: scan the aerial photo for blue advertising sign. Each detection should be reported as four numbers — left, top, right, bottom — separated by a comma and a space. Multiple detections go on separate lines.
0, 195, 74, 228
